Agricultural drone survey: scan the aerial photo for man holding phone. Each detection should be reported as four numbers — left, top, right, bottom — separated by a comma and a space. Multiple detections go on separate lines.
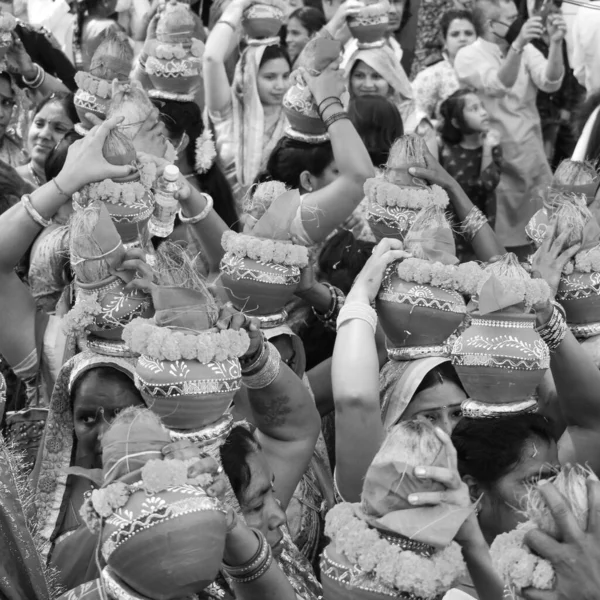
454, 0, 565, 258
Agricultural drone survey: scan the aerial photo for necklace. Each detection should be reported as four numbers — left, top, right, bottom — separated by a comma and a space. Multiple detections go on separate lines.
28, 162, 43, 187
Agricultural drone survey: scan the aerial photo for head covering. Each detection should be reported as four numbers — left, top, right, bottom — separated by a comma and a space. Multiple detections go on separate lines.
379, 357, 449, 430
232, 40, 288, 190
346, 45, 412, 99
31, 352, 137, 562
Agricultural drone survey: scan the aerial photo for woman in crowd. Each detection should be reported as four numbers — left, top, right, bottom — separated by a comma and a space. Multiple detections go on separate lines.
71, 0, 124, 71
286, 7, 326, 66
412, 9, 476, 124
16, 93, 76, 189
155, 98, 239, 231
345, 44, 417, 133
204, 0, 291, 207
439, 89, 503, 261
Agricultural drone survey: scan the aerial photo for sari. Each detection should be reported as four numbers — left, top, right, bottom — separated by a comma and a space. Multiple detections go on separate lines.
0, 420, 53, 600
211, 39, 288, 207
30, 352, 137, 590
379, 357, 450, 429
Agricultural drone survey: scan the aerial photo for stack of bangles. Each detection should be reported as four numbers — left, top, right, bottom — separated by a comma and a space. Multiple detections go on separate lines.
317, 96, 348, 130
535, 301, 568, 352
240, 335, 282, 389
314, 282, 346, 332
222, 528, 273, 584
460, 206, 488, 243
23, 64, 45, 89
336, 301, 377, 335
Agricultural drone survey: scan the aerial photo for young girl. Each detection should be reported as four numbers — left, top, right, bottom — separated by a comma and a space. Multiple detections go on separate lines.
439, 89, 503, 261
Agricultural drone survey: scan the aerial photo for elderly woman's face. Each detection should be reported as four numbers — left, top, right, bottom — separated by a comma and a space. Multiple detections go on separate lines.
72, 369, 143, 468
350, 61, 391, 99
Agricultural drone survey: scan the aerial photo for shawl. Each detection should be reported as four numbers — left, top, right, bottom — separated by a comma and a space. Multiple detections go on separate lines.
0, 433, 53, 600
231, 39, 288, 192
379, 357, 450, 430
30, 352, 137, 563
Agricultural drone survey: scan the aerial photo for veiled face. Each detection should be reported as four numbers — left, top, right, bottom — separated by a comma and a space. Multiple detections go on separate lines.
72, 369, 143, 469
257, 58, 291, 107
401, 381, 466, 435
350, 61, 391, 99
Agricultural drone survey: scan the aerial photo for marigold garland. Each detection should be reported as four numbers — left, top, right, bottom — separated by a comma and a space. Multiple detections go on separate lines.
63, 292, 103, 336
325, 503, 466, 599
490, 524, 554, 593
221, 230, 309, 268
74, 71, 112, 99
122, 317, 250, 363
83, 156, 156, 206
565, 245, 600, 274
195, 129, 216, 174
79, 459, 215, 532
364, 178, 449, 210
395, 258, 483, 296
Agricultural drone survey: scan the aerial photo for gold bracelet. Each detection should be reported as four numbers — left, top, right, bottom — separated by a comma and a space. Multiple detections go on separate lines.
21, 194, 51, 228
242, 343, 281, 389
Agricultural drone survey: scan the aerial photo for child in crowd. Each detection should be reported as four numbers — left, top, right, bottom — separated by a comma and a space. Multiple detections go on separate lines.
439, 89, 503, 260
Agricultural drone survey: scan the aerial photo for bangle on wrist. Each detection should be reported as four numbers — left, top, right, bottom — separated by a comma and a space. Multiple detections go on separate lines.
314, 282, 346, 332
178, 193, 213, 224
324, 111, 348, 129
240, 333, 266, 373
21, 194, 52, 228
337, 301, 377, 335
535, 301, 567, 352
223, 528, 273, 583
242, 343, 281, 389
511, 42, 524, 54
460, 206, 488, 243
22, 63, 45, 89
52, 177, 71, 199
218, 19, 237, 32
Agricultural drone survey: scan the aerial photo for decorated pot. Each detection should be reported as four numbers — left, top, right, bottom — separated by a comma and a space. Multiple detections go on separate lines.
220, 253, 301, 317
135, 356, 242, 430
74, 72, 113, 131
104, 190, 154, 244
103, 485, 227, 600
242, 2, 285, 39
376, 267, 466, 360
525, 208, 549, 248
283, 84, 327, 141
347, 9, 389, 47
146, 39, 203, 99
451, 310, 550, 408
75, 276, 153, 341
556, 271, 600, 338
366, 202, 418, 243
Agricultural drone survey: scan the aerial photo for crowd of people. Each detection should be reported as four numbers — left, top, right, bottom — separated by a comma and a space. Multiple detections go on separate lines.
0, 0, 599, 598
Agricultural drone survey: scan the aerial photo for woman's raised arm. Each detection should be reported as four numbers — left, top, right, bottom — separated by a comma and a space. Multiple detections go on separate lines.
203, 0, 245, 115
298, 64, 376, 244
332, 239, 409, 502
0, 116, 134, 368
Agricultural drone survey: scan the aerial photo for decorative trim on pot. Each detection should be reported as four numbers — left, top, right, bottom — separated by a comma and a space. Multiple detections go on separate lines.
387, 343, 450, 361
256, 310, 288, 329
220, 253, 301, 286
461, 398, 538, 419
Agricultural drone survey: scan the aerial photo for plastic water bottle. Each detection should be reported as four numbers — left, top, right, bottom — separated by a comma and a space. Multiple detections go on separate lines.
148, 164, 181, 238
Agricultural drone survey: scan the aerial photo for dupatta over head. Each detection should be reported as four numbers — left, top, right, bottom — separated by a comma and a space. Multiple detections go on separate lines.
232, 38, 288, 190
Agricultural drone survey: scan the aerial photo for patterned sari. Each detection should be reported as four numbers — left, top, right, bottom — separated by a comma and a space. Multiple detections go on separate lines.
30, 352, 138, 590
0, 373, 53, 600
